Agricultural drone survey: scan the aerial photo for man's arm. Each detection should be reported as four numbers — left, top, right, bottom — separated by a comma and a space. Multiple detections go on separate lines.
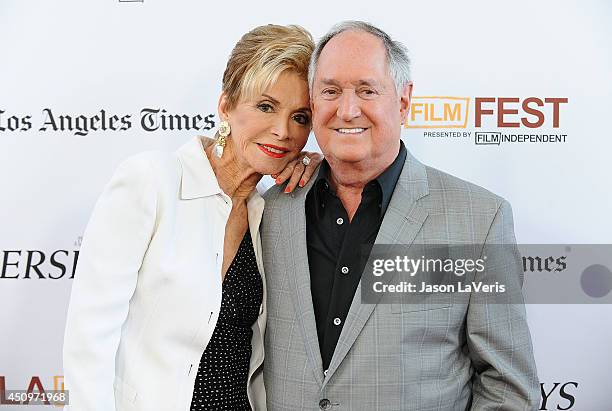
467, 200, 540, 410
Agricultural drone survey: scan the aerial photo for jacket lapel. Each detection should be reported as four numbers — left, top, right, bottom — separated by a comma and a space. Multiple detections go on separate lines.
323, 150, 430, 383
281, 176, 325, 386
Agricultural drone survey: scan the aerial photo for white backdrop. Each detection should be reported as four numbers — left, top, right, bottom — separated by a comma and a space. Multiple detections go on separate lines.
1, 0, 611, 409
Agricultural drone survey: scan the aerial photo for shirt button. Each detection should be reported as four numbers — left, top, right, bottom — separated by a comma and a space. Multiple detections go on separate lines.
319, 398, 331, 410
340, 266, 349, 275
333, 317, 342, 326
323, 369, 329, 377
336, 217, 344, 225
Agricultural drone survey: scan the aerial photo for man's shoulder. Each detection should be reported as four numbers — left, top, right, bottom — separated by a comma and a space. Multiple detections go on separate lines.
262, 183, 285, 207
263, 180, 312, 209
262, 182, 300, 221
422, 164, 507, 213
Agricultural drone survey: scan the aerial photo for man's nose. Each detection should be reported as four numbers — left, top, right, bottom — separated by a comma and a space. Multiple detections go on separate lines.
336, 91, 361, 121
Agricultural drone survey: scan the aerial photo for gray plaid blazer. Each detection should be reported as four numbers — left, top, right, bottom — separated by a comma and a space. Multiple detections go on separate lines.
261, 149, 539, 411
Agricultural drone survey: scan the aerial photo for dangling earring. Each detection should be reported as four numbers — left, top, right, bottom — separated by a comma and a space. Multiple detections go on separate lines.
214, 120, 231, 158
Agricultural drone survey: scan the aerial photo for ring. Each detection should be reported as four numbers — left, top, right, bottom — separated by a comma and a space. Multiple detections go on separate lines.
302, 156, 311, 166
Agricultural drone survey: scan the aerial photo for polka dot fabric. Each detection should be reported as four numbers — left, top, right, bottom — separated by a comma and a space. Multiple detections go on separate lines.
190, 231, 263, 410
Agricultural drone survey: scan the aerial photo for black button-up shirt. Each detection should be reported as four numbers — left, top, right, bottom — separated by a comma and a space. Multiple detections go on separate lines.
305, 141, 407, 370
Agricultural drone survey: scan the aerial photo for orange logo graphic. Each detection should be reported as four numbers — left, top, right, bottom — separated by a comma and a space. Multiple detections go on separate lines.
405, 96, 470, 128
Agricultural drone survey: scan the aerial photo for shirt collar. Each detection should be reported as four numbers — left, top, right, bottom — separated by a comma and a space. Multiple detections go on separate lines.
310, 140, 407, 217
377, 140, 407, 213
177, 136, 223, 199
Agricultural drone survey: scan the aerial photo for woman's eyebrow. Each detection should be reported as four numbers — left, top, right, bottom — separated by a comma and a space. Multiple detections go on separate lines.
261, 94, 280, 104
262, 93, 311, 113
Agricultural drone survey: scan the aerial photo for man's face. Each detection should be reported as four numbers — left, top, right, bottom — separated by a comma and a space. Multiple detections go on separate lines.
311, 30, 412, 169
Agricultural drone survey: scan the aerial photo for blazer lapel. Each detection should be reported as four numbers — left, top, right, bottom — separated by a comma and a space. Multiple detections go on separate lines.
281, 176, 325, 386
323, 150, 430, 383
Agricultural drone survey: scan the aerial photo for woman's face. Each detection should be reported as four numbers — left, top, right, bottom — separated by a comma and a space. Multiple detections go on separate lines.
220, 70, 311, 175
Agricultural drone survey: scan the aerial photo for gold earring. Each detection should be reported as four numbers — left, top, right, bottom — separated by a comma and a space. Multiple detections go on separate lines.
214, 120, 231, 158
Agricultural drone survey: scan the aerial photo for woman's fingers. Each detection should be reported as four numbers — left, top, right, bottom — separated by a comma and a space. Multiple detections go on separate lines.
284, 162, 305, 193
276, 152, 324, 193
274, 160, 296, 187
300, 152, 323, 187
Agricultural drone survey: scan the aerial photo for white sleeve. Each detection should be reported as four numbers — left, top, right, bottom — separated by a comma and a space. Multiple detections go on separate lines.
63, 154, 157, 411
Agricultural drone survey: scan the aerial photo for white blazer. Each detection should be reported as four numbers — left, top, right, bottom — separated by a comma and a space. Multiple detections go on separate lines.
63, 136, 267, 411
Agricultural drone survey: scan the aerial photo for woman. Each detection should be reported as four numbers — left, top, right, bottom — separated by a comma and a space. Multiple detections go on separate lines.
63, 24, 318, 411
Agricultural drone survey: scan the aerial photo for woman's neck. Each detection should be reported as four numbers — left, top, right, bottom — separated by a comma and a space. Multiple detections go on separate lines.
204, 138, 261, 202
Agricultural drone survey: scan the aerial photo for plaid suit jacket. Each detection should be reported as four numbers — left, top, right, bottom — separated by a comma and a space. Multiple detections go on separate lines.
261, 149, 539, 411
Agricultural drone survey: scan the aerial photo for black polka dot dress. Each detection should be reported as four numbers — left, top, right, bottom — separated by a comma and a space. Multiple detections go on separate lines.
190, 230, 263, 411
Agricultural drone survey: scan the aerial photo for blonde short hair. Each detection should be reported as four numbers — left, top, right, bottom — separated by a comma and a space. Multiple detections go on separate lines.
222, 24, 314, 110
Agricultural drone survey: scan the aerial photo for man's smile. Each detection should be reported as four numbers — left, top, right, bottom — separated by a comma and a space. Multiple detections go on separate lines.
334, 127, 368, 134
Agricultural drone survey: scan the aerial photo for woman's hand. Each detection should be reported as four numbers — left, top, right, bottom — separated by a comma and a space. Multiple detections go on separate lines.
272, 152, 324, 193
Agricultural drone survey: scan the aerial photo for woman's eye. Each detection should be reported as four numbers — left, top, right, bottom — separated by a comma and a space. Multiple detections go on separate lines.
257, 103, 274, 112
293, 113, 310, 125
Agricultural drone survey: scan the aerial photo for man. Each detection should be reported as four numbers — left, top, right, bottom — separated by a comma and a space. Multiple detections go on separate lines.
262, 21, 539, 410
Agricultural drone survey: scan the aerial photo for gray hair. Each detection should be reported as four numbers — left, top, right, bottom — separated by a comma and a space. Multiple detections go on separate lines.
308, 21, 411, 95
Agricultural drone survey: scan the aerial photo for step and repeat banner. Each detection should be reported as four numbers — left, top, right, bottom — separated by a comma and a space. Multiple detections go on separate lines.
1, 0, 611, 409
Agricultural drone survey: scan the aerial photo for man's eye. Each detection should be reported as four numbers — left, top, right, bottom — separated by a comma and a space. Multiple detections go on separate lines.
293, 113, 310, 125
360, 89, 376, 96
257, 103, 274, 112
322, 89, 338, 96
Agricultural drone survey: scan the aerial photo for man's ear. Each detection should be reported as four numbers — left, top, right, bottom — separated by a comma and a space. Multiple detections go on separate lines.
218, 93, 231, 122
399, 81, 413, 125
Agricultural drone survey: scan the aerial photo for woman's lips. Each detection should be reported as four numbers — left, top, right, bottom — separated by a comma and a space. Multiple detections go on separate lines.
257, 143, 290, 158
